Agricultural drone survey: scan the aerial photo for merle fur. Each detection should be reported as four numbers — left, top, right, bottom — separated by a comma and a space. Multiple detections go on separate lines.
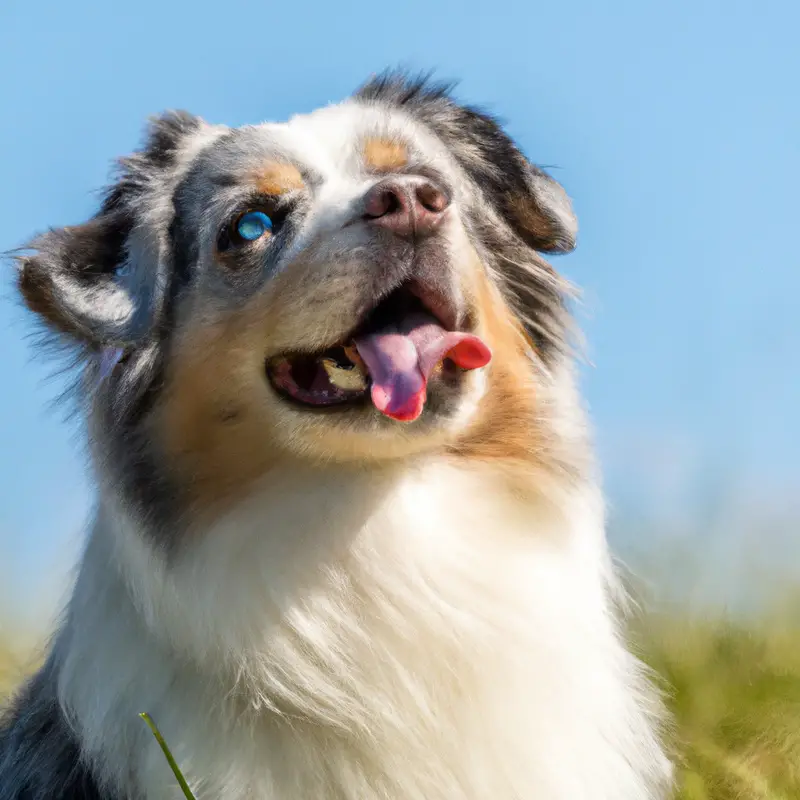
0, 659, 111, 800
7, 73, 579, 552
1, 74, 580, 797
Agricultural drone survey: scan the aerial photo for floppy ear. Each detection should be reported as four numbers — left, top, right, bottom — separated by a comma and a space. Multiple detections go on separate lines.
16, 110, 204, 347
356, 73, 577, 254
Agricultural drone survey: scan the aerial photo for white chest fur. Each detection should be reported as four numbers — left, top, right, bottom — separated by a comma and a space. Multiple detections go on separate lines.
58, 462, 670, 799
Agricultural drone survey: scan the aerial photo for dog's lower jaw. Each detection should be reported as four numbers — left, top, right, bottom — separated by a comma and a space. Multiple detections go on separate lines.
51, 460, 672, 800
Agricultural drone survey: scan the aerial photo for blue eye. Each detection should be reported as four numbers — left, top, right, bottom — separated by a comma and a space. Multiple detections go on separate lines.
235, 210, 273, 241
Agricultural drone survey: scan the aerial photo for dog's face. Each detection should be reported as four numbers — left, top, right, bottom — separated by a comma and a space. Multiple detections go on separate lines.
17, 74, 577, 527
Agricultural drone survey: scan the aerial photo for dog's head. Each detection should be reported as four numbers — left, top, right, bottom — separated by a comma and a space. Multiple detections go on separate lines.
17, 73, 577, 527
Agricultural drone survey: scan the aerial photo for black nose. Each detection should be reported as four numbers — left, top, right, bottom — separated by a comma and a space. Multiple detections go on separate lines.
363, 177, 450, 238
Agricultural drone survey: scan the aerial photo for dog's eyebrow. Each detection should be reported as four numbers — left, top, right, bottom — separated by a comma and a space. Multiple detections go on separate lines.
209, 164, 316, 193
363, 137, 409, 172
252, 162, 305, 196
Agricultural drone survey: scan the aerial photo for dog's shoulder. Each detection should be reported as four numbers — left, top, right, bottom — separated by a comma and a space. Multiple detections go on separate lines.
0, 660, 112, 800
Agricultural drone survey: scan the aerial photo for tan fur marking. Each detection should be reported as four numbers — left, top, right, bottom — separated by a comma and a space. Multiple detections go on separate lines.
158, 250, 559, 517
363, 138, 408, 172
157, 299, 284, 518
254, 162, 304, 195
451, 272, 549, 468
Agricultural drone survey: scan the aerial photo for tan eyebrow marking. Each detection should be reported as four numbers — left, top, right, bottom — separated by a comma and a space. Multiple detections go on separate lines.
363, 137, 408, 172
253, 162, 304, 195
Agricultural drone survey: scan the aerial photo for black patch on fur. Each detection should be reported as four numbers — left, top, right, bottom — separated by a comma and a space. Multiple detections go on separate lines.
16, 111, 204, 349
16, 213, 133, 344
106, 110, 204, 207
96, 115, 208, 541
95, 342, 186, 543
0, 661, 112, 800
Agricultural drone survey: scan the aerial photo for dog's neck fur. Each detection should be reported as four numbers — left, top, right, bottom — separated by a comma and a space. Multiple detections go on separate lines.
50, 454, 670, 799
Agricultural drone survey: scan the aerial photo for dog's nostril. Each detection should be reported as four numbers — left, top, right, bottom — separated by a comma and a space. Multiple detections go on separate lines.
383, 190, 402, 215
416, 183, 449, 213
364, 186, 404, 219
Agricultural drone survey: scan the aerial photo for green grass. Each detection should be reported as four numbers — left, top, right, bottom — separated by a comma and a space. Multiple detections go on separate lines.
632, 602, 800, 799
139, 713, 198, 800
2, 606, 798, 798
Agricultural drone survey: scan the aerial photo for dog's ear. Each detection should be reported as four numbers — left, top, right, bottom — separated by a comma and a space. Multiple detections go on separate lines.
356, 73, 577, 254
16, 110, 204, 346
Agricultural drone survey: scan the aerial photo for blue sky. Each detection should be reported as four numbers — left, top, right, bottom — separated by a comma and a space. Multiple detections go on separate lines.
1, 0, 798, 623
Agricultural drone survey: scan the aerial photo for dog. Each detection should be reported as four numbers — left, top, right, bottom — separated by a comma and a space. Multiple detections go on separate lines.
0, 72, 672, 799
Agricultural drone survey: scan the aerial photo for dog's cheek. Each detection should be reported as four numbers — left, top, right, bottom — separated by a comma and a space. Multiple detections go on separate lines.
155, 309, 284, 519
451, 268, 547, 466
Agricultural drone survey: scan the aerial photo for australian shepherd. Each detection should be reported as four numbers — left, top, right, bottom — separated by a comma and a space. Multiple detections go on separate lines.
1, 73, 672, 799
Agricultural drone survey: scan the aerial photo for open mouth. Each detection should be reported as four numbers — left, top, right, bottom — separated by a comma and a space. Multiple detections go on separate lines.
266, 285, 491, 422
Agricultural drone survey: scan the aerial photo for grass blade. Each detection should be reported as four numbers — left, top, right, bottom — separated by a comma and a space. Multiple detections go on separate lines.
139, 712, 198, 800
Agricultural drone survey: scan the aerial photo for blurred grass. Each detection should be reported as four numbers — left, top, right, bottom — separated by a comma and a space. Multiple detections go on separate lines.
632, 598, 800, 799
1, 603, 798, 798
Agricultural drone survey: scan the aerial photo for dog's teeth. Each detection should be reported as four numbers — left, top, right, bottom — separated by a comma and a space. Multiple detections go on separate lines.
343, 344, 366, 371
321, 358, 367, 391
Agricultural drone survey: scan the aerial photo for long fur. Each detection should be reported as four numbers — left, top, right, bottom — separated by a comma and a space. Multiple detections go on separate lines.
1, 72, 673, 799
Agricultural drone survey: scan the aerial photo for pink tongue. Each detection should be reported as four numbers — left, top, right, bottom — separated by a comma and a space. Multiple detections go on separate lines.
354, 312, 491, 422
